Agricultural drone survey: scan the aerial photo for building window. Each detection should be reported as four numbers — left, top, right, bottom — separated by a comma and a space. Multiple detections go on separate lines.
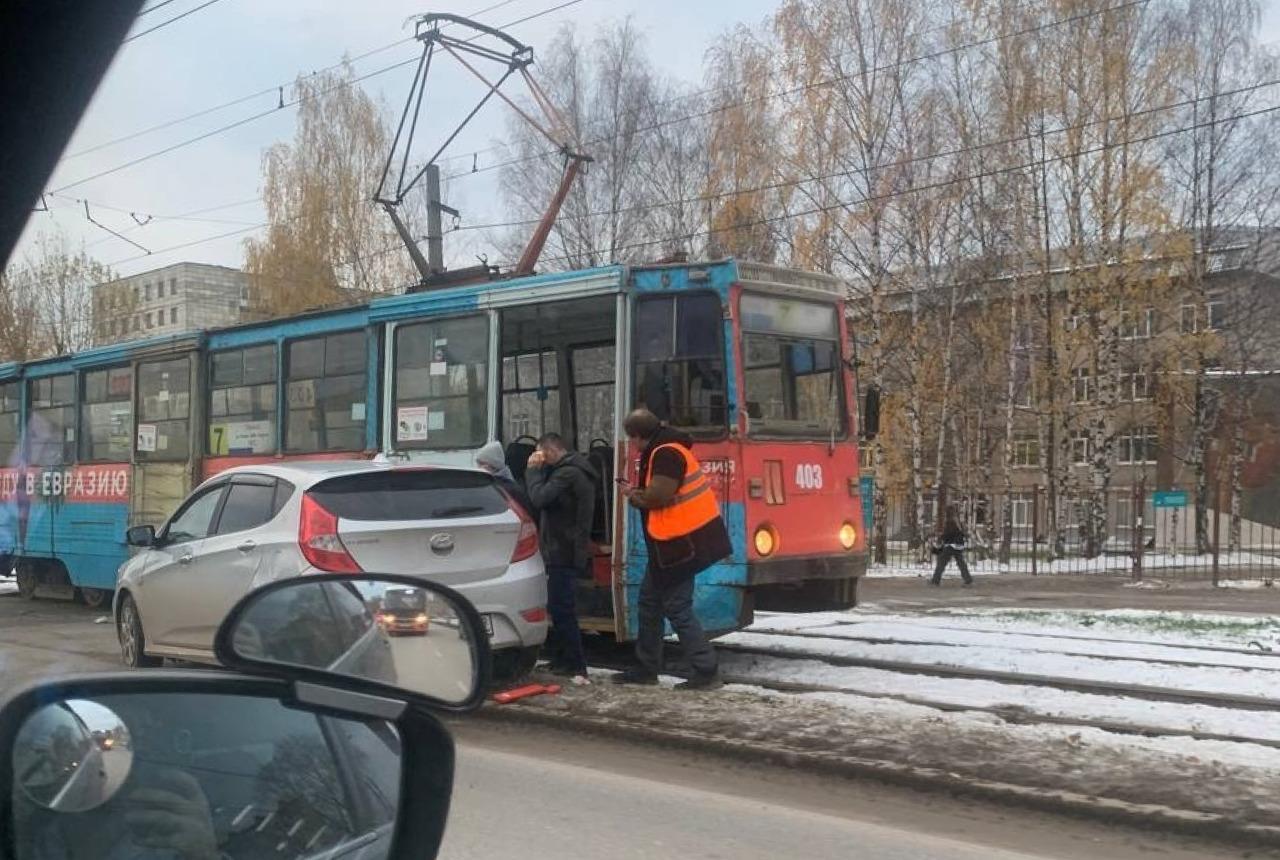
1013, 353, 1033, 408
1071, 368, 1092, 404
1118, 307, 1153, 340
156, 282, 164, 298
209, 345, 277, 455
170, 307, 178, 325
633, 293, 727, 435
170, 278, 178, 295
1182, 299, 1226, 333
28, 374, 76, 465
132, 316, 140, 332
1118, 367, 1151, 401
1011, 435, 1040, 468
501, 349, 559, 442
80, 367, 133, 462
144, 283, 152, 301
393, 315, 489, 450
1116, 426, 1158, 464
1070, 430, 1091, 466
138, 357, 191, 462
145, 312, 153, 329
1010, 493, 1033, 528
285, 331, 367, 452
0, 382, 20, 465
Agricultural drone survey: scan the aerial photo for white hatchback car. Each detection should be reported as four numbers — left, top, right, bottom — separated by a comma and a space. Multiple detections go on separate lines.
114, 461, 548, 678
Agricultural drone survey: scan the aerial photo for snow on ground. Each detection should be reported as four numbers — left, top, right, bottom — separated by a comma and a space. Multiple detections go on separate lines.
723, 629, 1280, 699
744, 619, 1280, 669
0, 581, 15, 596
720, 653, 1280, 744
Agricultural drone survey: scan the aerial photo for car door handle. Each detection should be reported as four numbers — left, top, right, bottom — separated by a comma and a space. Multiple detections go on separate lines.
237, 540, 257, 553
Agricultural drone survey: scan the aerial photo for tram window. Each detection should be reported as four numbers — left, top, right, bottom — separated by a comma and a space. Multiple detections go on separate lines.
740, 294, 844, 438
501, 350, 559, 441
28, 375, 76, 465
632, 293, 726, 435
209, 345, 277, 455
572, 344, 615, 446
286, 332, 367, 453
0, 382, 19, 465
393, 316, 489, 449
138, 357, 191, 462
80, 367, 134, 462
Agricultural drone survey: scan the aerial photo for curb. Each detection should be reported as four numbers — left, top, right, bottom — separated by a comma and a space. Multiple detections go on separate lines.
476, 702, 1280, 848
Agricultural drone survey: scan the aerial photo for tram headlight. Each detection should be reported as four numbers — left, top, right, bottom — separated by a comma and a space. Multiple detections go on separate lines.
753, 525, 777, 557
839, 522, 858, 550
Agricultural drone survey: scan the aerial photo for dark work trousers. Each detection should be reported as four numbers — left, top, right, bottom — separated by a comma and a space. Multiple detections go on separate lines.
931, 546, 973, 585
635, 571, 718, 677
545, 565, 587, 673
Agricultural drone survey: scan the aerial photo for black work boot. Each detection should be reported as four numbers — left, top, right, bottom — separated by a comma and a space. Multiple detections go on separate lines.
675, 671, 723, 691
612, 668, 659, 686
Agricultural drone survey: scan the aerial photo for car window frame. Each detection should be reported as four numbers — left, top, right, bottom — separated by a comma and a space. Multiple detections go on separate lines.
159, 481, 229, 546
211, 473, 281, 537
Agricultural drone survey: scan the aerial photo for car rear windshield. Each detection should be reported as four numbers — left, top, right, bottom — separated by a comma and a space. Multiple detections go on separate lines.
308, 470, 509, 521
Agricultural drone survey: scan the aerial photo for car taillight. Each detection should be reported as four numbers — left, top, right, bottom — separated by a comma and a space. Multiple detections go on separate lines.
298, 493, 362, 573
502, 490, 540, 563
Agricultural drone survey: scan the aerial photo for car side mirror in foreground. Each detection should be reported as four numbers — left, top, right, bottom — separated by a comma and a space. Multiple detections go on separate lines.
0, 674, 456, 860
214, 574, 491, 711
124, 525, 154, 548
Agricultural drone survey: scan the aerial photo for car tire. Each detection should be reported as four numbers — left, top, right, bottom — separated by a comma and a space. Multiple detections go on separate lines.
118, 594, 161, 668
14, 561, 37, 600
491, 645, 539, 686
76, 587, 111, 609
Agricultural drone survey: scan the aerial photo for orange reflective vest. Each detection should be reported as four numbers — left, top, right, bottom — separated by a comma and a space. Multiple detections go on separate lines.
644, 442, 720, 541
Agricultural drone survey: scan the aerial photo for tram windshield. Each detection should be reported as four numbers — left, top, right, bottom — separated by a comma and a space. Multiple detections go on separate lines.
740, 293, 845, 439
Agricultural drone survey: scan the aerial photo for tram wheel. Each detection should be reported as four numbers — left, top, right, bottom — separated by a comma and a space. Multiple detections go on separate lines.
77, 587, 111, 609
14, 562, 37, 600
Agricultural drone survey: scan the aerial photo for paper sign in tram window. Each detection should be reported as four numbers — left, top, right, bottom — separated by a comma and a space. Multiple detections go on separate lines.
398, 406, 430, 442
429, 361, 447, 376
136, 423, 158, 453
427, 410, 445, 431
351, 402, 366, 421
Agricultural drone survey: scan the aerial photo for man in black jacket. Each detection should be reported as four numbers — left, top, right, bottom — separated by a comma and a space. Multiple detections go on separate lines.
614, 409, 731, 690
525, 433, 597, 681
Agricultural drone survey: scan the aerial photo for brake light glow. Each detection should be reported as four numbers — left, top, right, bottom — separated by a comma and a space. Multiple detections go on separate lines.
504, 491, 540, 563
298, 493, 362, 573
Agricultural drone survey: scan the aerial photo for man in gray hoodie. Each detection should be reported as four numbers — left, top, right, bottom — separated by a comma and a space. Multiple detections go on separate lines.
525, 432, 597, 681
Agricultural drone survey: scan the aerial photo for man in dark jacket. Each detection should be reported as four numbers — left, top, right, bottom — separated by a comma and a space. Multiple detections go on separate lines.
614, 409, 731, 691
525, 432, 596, 681
931, 505, 974, 587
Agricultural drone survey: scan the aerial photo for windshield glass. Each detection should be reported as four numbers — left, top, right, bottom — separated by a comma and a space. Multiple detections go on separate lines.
393, 315, 489, 450
740, 294, 844, 438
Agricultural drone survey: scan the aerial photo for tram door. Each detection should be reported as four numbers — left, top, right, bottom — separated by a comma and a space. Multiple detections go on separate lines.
130, 352, 198, 528
497, 296, 620, 627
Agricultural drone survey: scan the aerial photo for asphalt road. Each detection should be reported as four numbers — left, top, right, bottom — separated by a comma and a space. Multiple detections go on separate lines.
0, 591, 1271, 860
444, 719, 1267, 860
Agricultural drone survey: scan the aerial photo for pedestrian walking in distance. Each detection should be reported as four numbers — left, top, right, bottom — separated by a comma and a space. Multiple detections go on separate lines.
613, 408, 731, 691
525, 433, 596, 685
931, 506, 974, 587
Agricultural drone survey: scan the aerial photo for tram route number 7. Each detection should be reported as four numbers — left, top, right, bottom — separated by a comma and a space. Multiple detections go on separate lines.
795, 464, 824, 491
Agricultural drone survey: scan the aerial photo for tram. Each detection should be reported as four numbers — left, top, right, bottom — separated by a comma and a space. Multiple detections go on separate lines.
0, 257, 873, 638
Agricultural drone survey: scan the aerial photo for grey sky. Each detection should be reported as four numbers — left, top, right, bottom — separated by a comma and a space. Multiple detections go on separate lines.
16, 0, 1280, 280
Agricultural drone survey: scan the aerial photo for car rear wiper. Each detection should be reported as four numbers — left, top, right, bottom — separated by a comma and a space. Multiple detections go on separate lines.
429, 505, 486, 517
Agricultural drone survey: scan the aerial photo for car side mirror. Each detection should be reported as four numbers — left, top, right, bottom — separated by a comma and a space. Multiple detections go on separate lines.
862, 384, 881, 440
125, 525, 155, 547
0, 674, 457, 860
214, 574, 491, 712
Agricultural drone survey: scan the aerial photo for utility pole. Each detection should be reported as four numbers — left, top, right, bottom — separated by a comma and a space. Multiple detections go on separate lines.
424, 164, 459, 274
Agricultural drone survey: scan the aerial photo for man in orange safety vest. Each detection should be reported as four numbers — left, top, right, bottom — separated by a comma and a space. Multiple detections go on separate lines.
613, 408, 731, 691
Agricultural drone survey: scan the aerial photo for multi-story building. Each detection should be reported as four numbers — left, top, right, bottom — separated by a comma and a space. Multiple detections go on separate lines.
854, 229, 1280, 556
91, 262, 252, 345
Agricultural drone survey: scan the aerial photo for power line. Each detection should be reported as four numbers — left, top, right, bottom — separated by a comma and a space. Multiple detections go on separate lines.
137, 0, 185, 17
65, 0, 533, 161
444, 0, 1150, 183
49, 0, 586, 194
125, 0, 230, 43
496, 102, 1280, 270
454, 76, 1280, 234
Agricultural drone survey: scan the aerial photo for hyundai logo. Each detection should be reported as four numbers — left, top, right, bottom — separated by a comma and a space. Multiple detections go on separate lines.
429, 533, 455, 555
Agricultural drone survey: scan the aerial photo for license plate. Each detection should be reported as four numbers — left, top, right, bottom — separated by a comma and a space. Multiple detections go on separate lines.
481, 614, 494, 636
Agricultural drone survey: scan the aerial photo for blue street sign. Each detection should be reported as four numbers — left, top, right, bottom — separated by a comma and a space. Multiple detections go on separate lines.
860, 476, 875, 533
1153, 490, 1188, 508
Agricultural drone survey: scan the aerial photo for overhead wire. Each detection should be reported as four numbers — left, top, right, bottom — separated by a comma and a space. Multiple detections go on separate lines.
125, 0, 230, 43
